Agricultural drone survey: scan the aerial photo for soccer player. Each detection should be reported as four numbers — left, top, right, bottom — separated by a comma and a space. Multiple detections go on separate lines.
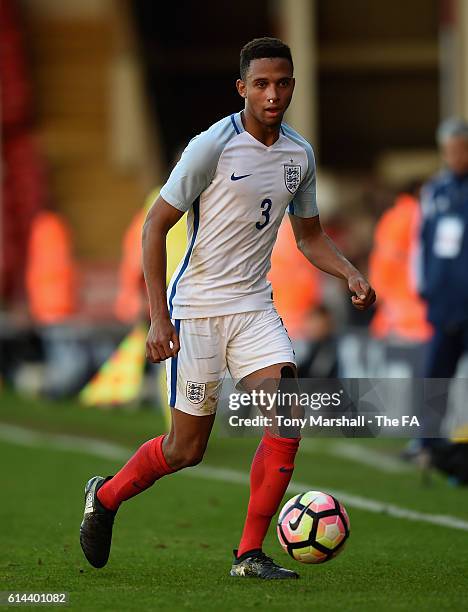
80, 37, 375, 579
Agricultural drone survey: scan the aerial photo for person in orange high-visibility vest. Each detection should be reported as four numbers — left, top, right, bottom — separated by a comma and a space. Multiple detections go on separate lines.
369, 193, 432, 343
113, 187, 187, 417
26, 207, 85, 398
268, 216, 321, 341
26, 209, 77, 324
114, 187, 187, 323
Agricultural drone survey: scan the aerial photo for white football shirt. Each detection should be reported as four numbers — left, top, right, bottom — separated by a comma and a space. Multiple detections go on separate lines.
160, 111, 318, 319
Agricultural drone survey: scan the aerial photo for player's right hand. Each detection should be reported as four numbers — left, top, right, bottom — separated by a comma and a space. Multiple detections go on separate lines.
146, 318, 180, 363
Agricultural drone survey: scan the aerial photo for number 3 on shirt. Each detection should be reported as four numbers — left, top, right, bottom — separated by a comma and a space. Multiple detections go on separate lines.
256, 198, 272, 230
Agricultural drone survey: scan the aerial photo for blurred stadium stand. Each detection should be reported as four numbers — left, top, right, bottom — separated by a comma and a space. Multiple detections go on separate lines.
1, 0, 45, 303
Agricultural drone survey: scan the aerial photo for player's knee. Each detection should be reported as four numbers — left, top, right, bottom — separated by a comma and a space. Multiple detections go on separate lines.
278, 364, 303, 427
280, 365, 296, 379
164, 439, 206, 469
175, 449, 205, 469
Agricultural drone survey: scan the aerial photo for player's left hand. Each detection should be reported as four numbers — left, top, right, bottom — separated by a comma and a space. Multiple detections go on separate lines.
347, 274, 376, 310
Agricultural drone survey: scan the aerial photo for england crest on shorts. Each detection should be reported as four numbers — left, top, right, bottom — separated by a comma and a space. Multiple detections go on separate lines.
284, 164, 301, 194
186, 381, 206, 404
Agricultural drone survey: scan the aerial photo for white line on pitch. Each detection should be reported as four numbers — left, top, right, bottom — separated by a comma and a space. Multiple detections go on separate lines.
300, 439, 412, 474
0, 423, 130, 461
1, 422, 467, 532
191, 466, 468, 532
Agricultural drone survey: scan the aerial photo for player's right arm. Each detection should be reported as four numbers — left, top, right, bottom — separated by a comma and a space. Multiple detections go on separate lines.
143, 121, 232, 362
142, 196, 184, 363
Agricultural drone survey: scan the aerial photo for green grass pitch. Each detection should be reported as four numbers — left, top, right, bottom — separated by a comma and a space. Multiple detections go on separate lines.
1, 392, 468, 611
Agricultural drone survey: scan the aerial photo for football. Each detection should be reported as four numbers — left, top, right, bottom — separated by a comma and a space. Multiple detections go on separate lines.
277, 491, 350, 564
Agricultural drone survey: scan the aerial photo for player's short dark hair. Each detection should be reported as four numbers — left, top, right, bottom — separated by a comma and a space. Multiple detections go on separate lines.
240, 37, 293, 80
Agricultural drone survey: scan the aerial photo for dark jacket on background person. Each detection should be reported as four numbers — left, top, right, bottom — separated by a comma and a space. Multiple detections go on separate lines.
419, 170, 468, 327
297, 337, 338, 379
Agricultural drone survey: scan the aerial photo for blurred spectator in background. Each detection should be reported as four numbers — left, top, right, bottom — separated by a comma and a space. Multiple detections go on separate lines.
112, 186, 187, 410
269, 217, 321, 360
115, 147, 187, 326
370, 185, 432, 345
369, 184, 433, 382
114, 195, 153, 324
418, 118, 468, 461
25, 203, 83, 398
114, 186, 188, 324
26, 204, 77, 324
297, 304, 338, 379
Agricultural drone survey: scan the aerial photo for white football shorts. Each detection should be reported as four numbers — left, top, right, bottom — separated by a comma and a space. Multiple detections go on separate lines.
165, 309, 296, 416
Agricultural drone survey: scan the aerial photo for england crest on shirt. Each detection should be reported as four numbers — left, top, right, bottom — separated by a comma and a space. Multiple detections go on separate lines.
284, 164, 301, 194
186, 381, 206, 404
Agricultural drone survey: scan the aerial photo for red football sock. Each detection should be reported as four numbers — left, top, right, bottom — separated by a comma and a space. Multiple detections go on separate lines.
237, 431, 300, 557
97, 435, 174, 511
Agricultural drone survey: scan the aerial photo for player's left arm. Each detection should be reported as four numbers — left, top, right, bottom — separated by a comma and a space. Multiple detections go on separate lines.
290, 214, 376, 310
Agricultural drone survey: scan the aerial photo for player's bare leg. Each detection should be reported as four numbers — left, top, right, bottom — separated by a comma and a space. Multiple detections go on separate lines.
163, 407, 216, 468
80, 409, 215, 568
230, 362, 300, 579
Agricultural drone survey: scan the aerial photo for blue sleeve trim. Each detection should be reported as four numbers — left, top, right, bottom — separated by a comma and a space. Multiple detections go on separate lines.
288, 201, 295, 214
169, 319, 181, 407
230, 113, 241, 134
168, 197, 200, 317
161, 116, 236, 211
